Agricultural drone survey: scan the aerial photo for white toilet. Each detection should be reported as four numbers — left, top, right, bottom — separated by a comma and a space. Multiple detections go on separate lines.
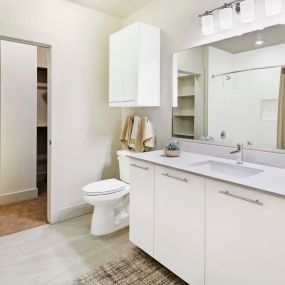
83, 150, 131, 236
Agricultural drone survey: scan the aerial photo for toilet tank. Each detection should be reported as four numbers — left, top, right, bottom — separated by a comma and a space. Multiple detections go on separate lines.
117, 150, 132, 184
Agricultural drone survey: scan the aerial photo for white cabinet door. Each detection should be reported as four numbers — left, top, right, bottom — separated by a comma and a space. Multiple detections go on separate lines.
154, 166, 205, 285
206, 179, 285, 285
129, 159, 155, 256
109, 31, 123, 103
122, 24, 138, 104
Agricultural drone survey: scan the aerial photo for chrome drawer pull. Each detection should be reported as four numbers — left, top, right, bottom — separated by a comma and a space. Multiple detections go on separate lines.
162, 173, 188, 183
130, 163, 148, 171
219, 190, 263, 206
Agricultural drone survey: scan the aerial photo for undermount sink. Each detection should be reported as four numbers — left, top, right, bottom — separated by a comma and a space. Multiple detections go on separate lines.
189, 160, 264, 178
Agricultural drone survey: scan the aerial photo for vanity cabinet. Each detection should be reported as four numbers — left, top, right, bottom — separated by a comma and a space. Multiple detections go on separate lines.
109, 22, 160, 107
129, 157, 285, 285
154, 166, 205, 285
205, 179, 285, 285
129, 159, 155, 256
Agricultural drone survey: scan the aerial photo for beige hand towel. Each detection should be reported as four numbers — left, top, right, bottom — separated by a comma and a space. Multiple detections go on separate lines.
144, 118, 155, 150
135, 117, 155, 152
120, 115, 133, 148
129, 115, 141, 149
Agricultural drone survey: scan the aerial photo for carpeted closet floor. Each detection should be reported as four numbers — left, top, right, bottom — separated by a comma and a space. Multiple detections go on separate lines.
0, 181, 47, 237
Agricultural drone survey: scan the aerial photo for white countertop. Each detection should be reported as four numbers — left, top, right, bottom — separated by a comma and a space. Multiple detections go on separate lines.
127, 150, 285, 197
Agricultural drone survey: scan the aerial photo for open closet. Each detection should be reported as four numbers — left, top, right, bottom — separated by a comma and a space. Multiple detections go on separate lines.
37, 47, 48, 195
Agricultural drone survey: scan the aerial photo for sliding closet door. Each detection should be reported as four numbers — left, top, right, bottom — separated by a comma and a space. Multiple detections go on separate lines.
0, 40, 37, 204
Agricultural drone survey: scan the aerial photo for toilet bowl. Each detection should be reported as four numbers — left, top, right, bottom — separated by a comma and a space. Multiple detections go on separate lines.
83, 150, 131, 236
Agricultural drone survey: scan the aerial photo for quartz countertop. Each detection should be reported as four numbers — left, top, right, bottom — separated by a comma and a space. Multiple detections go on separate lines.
127, 150, 285, 197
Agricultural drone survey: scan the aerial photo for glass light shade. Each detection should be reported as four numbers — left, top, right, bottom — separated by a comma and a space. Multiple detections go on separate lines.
240, 0, 255, 23
265, 0, 282, 16
219, 7, 233, 30
201, 14, 215, 35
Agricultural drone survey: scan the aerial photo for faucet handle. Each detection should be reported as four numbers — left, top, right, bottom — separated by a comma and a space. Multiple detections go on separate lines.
237, 143, 243, 150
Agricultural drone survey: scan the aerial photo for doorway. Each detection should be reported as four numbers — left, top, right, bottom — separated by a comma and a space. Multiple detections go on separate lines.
0, 40, 51, 236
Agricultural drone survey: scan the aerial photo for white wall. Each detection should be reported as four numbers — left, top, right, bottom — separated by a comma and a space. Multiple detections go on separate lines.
0, 41, 37, 205
121, 0, 285, 149
178, 47, 204, 75
232, 68, 280, 149
208, 47, 234, 144
0, 0, 121, 222
208, 44, 284, 149
234, 43, 285, 70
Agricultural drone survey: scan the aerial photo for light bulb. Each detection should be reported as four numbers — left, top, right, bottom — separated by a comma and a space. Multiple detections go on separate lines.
201, 14, 215, 35
240, 0, 255, 23
219, 6, 233, 30
265, 0, 282, 16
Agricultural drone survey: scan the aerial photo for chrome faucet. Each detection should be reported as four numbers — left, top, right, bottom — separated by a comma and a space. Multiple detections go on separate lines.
230, 143, 243, 165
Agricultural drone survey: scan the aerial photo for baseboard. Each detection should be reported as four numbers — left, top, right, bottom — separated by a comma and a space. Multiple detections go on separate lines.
50, 202, 93, 224
0, 188, 38, 205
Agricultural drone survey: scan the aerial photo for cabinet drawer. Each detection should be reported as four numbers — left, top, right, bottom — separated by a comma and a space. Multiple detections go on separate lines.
206, 179, 285, 285
129, 159, 155, 256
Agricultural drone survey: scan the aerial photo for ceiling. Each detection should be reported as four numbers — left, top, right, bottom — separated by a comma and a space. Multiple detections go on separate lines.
67, 0, 153, 18
212, 25, 285, 54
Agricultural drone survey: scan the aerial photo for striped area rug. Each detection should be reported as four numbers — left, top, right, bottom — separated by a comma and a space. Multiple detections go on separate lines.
74, 248, 187, 285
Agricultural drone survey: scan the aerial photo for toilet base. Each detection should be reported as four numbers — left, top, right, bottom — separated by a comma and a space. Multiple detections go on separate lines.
91, 195, 129, 236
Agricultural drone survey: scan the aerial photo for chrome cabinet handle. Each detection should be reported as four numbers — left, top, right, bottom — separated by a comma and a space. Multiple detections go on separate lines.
219, 190, 263, 206
162, 173, 188, 183
130, 163, 148, 171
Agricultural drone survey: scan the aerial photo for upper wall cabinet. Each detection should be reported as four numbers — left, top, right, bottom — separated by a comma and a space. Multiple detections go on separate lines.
109, 22, 160, 107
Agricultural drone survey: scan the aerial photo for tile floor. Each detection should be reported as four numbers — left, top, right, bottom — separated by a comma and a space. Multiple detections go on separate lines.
0, 214, 134, 285
0, 181, 47, 236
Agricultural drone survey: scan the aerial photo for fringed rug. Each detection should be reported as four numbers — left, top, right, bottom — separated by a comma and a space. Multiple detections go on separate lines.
74, 248, 187, 285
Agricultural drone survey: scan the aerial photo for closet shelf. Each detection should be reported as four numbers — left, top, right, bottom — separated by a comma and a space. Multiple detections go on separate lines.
178, 94, 195, 98
173, 132, 194, 137
178, 73, 200, 78
173, 114, 194, 117
37, 82, 47, 89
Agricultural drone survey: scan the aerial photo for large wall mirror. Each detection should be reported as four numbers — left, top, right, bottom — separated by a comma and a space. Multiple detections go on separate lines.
172, 25, 285, 151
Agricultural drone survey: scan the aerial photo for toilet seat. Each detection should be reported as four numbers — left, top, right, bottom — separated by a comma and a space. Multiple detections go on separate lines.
83, 179, 128, 196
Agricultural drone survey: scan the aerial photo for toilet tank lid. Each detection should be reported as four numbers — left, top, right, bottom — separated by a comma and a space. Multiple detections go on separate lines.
117, 150, 133, 157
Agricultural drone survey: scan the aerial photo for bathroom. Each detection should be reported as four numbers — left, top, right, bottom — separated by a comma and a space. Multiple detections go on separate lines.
0, 0, 285, 284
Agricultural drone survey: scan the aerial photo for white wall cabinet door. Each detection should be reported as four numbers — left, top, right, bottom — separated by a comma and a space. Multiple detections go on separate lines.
206, 179, 285, 285
154, 166, 205, 285
122, 24, 138, 103
129, 159, 155, 256
0, 40, 37, 204
109, 31, 123, 104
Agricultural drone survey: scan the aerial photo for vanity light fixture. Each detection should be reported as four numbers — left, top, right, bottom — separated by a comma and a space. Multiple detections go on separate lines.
199, 0, 283, 36
265, 0, 282, 16
199, 1, 246, 35
220, 4, 234, 29
201, 12, 215, 35
240, 0, 256, 23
